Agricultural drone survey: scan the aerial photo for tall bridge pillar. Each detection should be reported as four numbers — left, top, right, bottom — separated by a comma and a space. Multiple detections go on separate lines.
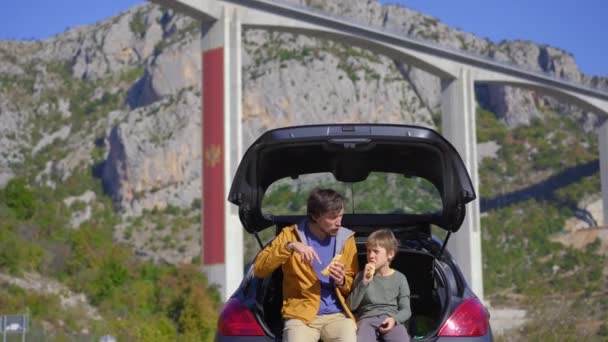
600, 121, 608, 226
440, 67, 484, 301
201, 8, 244, 301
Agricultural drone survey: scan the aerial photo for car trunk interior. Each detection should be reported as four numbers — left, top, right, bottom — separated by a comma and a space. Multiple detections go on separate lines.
255, 240, 450, 340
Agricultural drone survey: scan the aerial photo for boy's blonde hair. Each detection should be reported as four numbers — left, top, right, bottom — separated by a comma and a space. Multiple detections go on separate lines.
366, 229, 398, 261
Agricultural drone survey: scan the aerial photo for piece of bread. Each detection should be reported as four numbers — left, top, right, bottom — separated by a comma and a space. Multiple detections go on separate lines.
321, 254, 342, 276
365, 264, 375, 280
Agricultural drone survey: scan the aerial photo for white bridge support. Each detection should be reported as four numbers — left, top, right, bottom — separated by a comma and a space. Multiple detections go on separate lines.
441, 67, 484, 300
151, 0, 608, 303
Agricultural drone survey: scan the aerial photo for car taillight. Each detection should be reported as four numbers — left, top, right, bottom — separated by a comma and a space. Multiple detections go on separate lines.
218, 298, 265, 336
438, 297, 489, 337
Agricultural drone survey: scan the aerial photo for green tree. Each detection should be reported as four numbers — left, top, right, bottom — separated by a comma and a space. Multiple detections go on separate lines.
157, 264, 220, 339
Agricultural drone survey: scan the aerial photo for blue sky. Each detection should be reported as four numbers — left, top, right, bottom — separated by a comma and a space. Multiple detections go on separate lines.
0, 0, 143, 40
380, 0, 607, 76
1, 0, 606, 76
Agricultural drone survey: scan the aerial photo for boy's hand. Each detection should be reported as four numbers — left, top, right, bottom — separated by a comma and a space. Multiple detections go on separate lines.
378, 317, 396, 334
362, 263, 375, 285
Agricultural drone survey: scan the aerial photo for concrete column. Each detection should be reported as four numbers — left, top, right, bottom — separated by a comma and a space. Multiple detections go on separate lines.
201, 7, 244, 302
600, 121, 608, 226
440, 67, 484, 301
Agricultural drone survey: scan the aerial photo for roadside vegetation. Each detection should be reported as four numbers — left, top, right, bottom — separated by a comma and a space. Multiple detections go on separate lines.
0, 59, 219, 340
476, 107, 607, 340
0, 171, 220, 340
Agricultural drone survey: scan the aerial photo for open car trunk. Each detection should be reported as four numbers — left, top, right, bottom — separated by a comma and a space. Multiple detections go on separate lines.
229, 124, 478, 339
253, 224, 457, 341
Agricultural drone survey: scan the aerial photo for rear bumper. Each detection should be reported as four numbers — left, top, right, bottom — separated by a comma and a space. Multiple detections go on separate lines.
433, 332, 493, 342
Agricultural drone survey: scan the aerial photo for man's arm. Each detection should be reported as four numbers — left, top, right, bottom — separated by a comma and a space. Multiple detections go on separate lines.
338, 235, 358, 295
252, 229, 294, 278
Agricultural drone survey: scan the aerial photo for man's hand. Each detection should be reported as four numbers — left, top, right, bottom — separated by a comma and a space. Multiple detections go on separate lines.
288, 241, 321, 265
378, 317, 396, 334
327, 261, 346, 286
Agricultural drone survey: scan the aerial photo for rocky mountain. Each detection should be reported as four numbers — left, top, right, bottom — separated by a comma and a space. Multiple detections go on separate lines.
0, 0, 606, 265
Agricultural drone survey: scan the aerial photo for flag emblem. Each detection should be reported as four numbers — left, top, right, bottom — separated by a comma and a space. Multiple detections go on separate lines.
205, 144, 221, 168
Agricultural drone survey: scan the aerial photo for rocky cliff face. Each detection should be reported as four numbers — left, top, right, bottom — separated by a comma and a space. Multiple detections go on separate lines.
0, 0, 606, 263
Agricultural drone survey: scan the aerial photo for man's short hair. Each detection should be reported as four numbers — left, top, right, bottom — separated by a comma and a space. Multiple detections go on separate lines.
307, 188, 345, 221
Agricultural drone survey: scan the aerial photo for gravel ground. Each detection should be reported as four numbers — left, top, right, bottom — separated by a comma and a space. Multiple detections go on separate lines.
488, 307, 527, 337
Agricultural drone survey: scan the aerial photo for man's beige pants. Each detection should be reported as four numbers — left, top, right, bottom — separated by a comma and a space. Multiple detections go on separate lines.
283, 313, 357, 342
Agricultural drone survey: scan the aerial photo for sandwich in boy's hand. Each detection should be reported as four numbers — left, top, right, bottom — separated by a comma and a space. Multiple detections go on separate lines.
364, 263, 375, 280
321, 254, 342, 276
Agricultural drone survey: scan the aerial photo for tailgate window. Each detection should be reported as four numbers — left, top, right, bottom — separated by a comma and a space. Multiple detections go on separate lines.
262, 172, 442, 216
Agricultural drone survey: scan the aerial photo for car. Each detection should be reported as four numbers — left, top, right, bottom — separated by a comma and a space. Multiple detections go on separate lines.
215, 123, 492, 341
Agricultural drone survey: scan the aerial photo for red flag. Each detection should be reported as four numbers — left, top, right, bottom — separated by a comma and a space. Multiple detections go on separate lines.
202, 48, 225, 264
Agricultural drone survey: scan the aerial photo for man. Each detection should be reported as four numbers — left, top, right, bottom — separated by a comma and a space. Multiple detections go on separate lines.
253, 188, 358, 342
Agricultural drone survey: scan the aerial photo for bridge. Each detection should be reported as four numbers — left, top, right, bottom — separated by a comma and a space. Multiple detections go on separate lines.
150, 0, 608, 301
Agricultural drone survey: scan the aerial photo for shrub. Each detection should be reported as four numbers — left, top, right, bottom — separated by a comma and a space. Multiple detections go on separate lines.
3, 178, 36, 219
0, 227, 44, 274
108, 316, 177, 341
130, 10, 147, 38
156, 264, 221, 338
89, 255, 131, 305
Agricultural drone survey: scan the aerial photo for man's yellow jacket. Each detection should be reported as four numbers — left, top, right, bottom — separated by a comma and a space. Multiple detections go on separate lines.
253, 222, 359, 323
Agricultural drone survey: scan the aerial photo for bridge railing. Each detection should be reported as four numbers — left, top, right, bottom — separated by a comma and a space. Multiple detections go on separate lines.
263, 0, 606, 94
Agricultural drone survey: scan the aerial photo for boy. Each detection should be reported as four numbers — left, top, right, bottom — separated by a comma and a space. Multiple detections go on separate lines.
348, 229, 411, 342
